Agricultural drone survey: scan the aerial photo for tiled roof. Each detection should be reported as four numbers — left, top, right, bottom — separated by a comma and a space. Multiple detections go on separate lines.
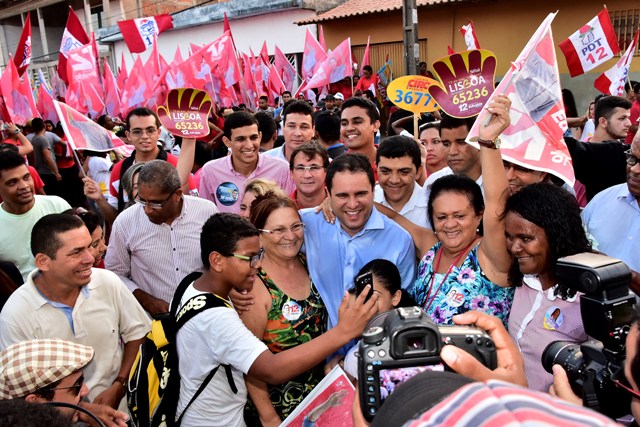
296, 0, 457, 24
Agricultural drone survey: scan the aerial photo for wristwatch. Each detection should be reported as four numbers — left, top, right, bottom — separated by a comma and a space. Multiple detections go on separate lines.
476, 137, 501, 149
13, 128, 20, 135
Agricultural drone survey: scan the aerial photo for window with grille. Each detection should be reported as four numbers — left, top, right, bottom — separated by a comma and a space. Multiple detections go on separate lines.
610, 9, 639, 55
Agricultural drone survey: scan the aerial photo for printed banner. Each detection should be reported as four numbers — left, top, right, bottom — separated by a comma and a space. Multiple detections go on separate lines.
157, 88, 212, 138
387, 75, 440, 114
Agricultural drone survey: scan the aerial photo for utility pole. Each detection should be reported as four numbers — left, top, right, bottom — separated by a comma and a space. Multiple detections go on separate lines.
403, 0, 419, 75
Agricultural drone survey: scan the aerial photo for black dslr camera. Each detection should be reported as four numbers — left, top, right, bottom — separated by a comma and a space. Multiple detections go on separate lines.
358, 306, 497, 421
542, 253, 636, 418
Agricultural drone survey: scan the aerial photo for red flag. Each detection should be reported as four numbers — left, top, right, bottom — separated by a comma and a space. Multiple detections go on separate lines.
559, 9, 621, 77
117, 14, 173, 54
319, 25, 327, 51
594, 29, 639, 96
268, 64, 286, 100
120, 57, 153, 114
14, 12, 32, 76
274, 45, 297, 92
143, 35, 163, 81
306, 38, 353, 89
242, 53, 259, 108
50, 72, 66, 101
116, 51, 128, 93
0, 58, 34, 125
53, 100, 125, 151
467, 12, 574, 186
173, 46, 184, 64
19, 72, 39, 121
223, 12, 232, 34
64, 43, 104, 118
302, 29, 327, 82
460, 20, 480, 50
259, 41, 269, 66
58, 7, 90, 84
447, 45, 456, 55
103, 58, 121, 118
359, 36, 371, 77
36, 83, 57, 123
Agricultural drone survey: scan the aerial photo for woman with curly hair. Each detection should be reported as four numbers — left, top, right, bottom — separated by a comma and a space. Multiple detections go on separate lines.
505, 183, 593, 391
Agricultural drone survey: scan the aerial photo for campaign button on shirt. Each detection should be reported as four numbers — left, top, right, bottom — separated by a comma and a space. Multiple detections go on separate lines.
445, 287, 465, 308
216, 182, 239, 206
282, 301, 302, 321
543, 306, 564, 330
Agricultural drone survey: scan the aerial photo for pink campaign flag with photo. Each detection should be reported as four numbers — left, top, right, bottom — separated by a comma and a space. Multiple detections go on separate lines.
121, 56, 153, 114
274, 45, 296, 92
460, 20, 480, 50
302, 29, 327, 83
467, 12, 575, 186
65, 43, 105, 118
103, 58, 121, 118
117, 14, 173, 54
306, 38, 352, 90
559, 8, 620, 77
58, 7, 90, 84
594, 29, 639, 96
0, 58, 37, 125
13, 12, 31, 76
36, 83, 57, 123
53, 100, 125, 152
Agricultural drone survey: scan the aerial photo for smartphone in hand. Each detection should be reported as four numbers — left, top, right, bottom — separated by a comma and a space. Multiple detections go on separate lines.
355, 272, 374, 303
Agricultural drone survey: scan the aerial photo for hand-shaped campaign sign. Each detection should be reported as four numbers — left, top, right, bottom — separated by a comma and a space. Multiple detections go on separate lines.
386, 76, 440, 114
157, 88, 212, 138
428, 50, 497, 118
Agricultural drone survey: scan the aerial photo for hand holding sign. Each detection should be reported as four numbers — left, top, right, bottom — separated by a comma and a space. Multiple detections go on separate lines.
428, 50, 497, 118
157, 88, 212, 138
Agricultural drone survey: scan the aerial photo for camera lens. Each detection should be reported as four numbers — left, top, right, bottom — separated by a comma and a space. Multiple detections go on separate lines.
541, 341, 583, 379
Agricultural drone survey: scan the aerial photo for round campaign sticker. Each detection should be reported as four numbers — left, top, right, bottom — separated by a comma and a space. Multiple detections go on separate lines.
282, 301, 302, 321
386, 75, 440, 114
157, 88, 212, 138
215, 182, 240, 206
543, 306, 564, 330
445, 287, 465, 308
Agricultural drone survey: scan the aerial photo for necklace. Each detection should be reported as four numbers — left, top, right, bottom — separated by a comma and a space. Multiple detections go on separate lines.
422, 240, 476, 312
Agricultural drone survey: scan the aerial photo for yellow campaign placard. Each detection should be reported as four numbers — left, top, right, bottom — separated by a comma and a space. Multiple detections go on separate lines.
157, 88, 212, 138
386, 76, 440, 113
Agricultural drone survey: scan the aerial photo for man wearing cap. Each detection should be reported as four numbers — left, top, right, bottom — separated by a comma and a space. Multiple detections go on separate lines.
0, 214, 150, 412
334, 92, 345, 109
0, 339, 128, 426
322, 94, 337, 113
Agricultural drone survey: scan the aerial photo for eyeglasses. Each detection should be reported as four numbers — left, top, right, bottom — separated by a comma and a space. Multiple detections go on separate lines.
260, 222, 305, 237
225, 248, 264, 268
293, 165, 324, 174
128, 127, 158, 139
47, 374, 85, 396
625, 150, 640, 167
134, 191, 176, 209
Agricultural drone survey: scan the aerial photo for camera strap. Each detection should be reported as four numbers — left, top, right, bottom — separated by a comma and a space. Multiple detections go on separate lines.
581, 370, 601, 412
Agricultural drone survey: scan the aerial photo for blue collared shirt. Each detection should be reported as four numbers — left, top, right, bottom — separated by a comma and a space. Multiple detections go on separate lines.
300, 207, 416, 328
582, 183, 640, 272
34, 276, 90, 334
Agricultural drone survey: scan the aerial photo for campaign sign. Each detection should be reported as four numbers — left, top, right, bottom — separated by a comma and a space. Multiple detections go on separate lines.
386, 76, 440, 114
157, 88, 212, 138
428, 49, 497, 118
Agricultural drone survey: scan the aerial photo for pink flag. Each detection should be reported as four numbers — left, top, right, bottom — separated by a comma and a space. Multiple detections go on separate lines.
58, 7, 90, 84
460, 20, 480, 50
467, 12, 575, 186
259, 41, 269, 66
447, 45, 456, 55
103, 58, 121, 118
594, 29, 639, 96
50, 72, 66, 100
120, 57, 153, 114
223, 12, 231, 34
173, 46, 184, 64
36, 83, 57, 122
0, 58, 34, 125
302, 29, 327, 82
117, 14, 173, 54
268, 64, 286, 100
559, 9, 620, 77
242, 53, 259, 108
274, 46, 296, 92
14, 12, 32, 76
65, 43, 104, 117
306, 38, 353, 89
19, 72, 39, 120
359, 36, 371, 77
319, 25, 327, 51
201, 32, 241, 87
117, 51, 128, 93
53, 100, 125, 152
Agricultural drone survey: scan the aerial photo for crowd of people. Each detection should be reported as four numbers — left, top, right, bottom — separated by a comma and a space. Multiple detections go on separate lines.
0, 71, 639, 427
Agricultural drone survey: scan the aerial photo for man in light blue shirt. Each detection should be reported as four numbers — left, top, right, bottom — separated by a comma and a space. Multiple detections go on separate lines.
301, 154, 416, 328
582, 136, 640, 293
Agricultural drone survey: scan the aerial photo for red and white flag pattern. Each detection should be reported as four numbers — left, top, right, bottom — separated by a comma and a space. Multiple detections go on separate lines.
14, 12, 32, 76
594, 29, 639, 96
559, 9, 620, 77
53, 100, 125, 152
460, 20, 481, 50
58, 7, 90, 84
306, 38, 352, 89
0, 59, 37, 125
467, 12, 575, 186
359, 36, 371, 76
274, 45, 296, 93
117, 14, 173, 54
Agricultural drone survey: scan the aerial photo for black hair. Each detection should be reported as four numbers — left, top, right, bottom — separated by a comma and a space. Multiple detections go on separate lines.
82, 150, 107, 158
341, 97, 380, 123
561, 88, 578, 118
362, 65, 373, 73
259, 95, 269, 102
503, 183, 592, 298
283, 100, 315, 125
352, 259, 416, 307
64, 208, 101, 235
325, 153, 374, 193
43, 120, 54, 128
428, 175, 484, 230
314, 110, 341, 142
200, 213, 260, 268
125, 107, 161, 129
386, 108, 413, 136
289, 141, 329, 170
31, 118, 45, 133
31, 214, 86, 259
594, 96, 632, 124
0, 149, 27, 174
0, 398, 72, 426
223, 111, 259, 139
376, 135, 421, 170
254, 111, 277, 145
439, 113, 476, 133
282, 91, 292, 97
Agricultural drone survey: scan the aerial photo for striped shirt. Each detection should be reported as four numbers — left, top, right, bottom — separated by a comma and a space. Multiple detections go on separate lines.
406, 380, 620, 427
105, 195, 219, 304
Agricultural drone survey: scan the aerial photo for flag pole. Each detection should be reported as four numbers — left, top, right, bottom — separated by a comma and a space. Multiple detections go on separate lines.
482, 68, 518, 127
72, 149, 87, 177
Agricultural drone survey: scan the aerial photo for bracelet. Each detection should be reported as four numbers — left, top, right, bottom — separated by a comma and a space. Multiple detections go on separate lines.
476, 137, 500, 149
113, 376, 127, 388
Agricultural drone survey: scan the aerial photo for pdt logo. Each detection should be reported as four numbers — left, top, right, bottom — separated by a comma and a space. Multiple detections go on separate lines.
282, 301, 302, 321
